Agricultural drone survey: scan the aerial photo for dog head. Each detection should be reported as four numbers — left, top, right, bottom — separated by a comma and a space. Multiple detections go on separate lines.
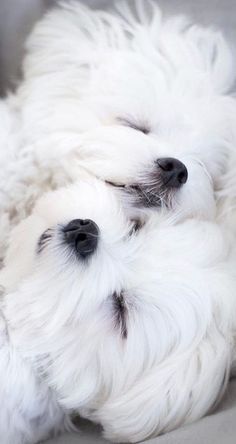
20, 1, 236, 218
1, 179, 234, 442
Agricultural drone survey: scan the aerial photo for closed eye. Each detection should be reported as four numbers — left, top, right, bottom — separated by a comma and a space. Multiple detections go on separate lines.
117, 117, 150, 135
112, 291, 128, 339
37, 228, 53, 253
129, 219, 144, 236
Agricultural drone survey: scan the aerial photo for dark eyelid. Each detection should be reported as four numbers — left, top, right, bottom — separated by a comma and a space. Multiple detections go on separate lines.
117, 117, 150, 135
129, 219, 144, 236
105, 180, 126, 188
37, 228, 53, 254
112, 291, 127, 339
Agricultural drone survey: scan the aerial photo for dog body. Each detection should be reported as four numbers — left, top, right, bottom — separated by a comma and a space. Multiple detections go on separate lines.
1, 2, 236, 443
1, 179, 236, 443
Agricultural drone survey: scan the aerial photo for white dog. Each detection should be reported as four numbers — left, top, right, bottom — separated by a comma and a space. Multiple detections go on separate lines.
0, 178, 236, 444
0, 3, 236, 442
1, 0, 236, 258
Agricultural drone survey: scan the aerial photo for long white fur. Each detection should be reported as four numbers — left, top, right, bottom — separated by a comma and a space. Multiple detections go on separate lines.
1, 1, 236, 259
0, 179, 236, 443
1, 1, 236, 443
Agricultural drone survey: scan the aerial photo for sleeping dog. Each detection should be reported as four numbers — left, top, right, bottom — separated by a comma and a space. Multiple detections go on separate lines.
0, 178, 236, 443
1, 1, 236, 258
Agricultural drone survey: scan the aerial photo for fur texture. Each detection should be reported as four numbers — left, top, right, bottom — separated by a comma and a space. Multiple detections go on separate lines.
1, 1, 236, 443
1, 0, 236, 258
0, 179, 236, 443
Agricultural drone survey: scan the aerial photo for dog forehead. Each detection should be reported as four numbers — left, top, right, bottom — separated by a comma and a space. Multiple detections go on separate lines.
33, 181, 124, 227
88, 49, 227, 121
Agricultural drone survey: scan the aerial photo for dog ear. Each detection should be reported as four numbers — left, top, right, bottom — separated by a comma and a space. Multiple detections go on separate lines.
94, 367, 173, 442
161, 25, 234, 95
118, 1, 234, 95
185, 26, 234, 95
95, 343, 230, 443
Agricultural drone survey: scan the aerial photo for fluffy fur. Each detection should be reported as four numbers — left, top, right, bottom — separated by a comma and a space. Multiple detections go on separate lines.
0, 179, 236, 443
1, 0, 236, 258
1, 2, 236, 443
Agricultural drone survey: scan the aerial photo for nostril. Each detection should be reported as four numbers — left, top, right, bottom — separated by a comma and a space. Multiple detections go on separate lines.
76, 233, 87, 242
164, 161, 174, 172
178, 170, 187, 184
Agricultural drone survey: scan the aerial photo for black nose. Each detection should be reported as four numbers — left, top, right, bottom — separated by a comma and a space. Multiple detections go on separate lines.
156, 157, 188, 188
63, 219, 99, 258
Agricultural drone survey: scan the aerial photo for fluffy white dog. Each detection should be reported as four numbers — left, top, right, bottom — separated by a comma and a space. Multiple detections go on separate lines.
1, 3, 236, 443
1, 0, 236, 258
0, 178, 236, 444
